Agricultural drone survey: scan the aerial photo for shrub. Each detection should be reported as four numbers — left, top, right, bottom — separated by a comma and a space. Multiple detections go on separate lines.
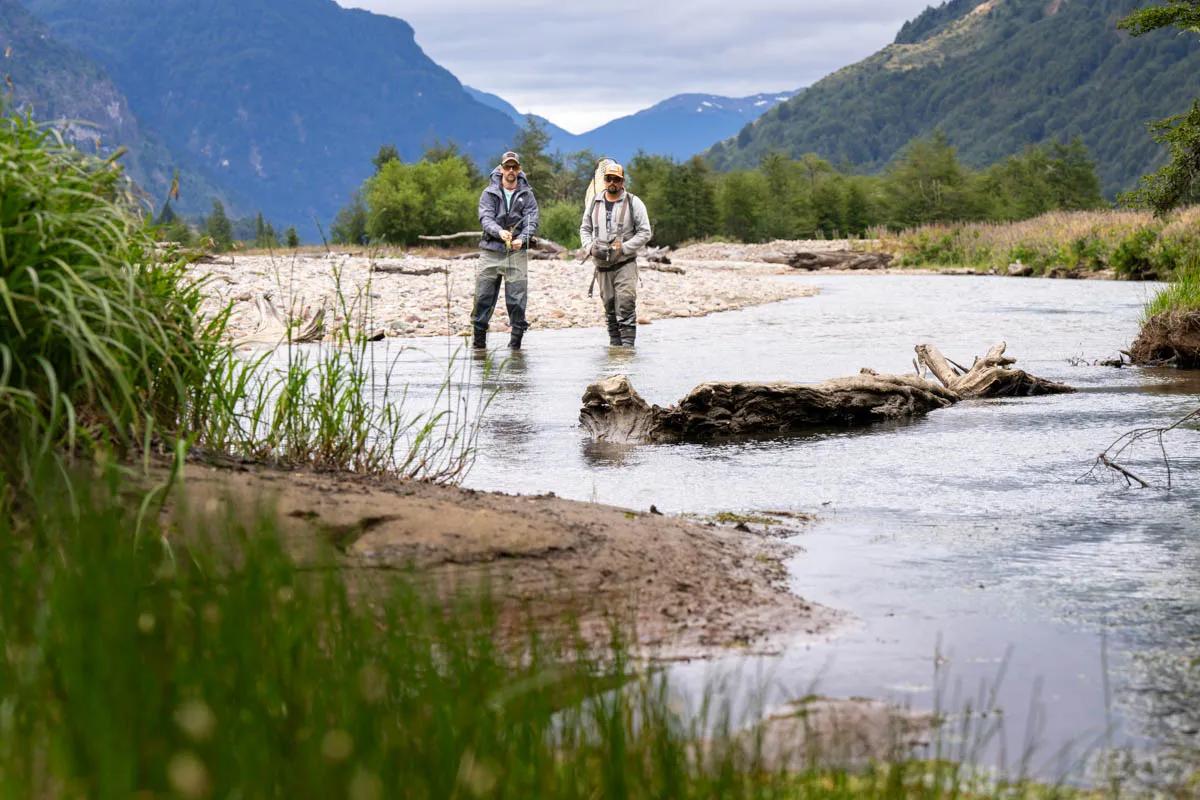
538, 200, 582, 249
365, 158, 476, 245
1111, 227, 1160, 278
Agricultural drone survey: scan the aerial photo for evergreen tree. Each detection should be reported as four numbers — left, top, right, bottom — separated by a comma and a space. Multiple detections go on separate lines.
156, 200, 178, 225
719, 171, 769, 243
204, 199, 234, 251
372, 144, 400, 174
507, 118, 562, 201
1118, 2, 1200, 212
331, 192, 369, 245
883, 132, 977, 227
285, 227, 300, 248
843, 181, 871, 237
812, 180, 844, 238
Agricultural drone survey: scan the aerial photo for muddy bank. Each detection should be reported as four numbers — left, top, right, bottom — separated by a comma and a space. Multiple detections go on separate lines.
170, 460, 838, 657
1130, 310, 1200, 367
189, 251, 817, 343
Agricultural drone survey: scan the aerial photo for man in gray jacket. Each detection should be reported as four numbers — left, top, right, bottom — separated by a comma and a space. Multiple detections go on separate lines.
579, 162, 652, 348
474, 150, 539, 350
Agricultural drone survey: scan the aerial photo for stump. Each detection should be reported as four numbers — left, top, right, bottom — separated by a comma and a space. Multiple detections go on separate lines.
580, 374, 957, 444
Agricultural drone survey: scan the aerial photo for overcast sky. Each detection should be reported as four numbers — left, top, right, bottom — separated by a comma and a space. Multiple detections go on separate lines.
337, 1, 937, 133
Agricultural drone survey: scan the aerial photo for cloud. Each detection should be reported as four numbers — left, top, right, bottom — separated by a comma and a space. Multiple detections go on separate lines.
338, 0, 934, 132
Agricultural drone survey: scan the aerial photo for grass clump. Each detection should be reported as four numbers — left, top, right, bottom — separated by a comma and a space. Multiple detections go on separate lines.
0, 113, 223, 483
0, 108, 491, 498
1145, 251, 1200, 318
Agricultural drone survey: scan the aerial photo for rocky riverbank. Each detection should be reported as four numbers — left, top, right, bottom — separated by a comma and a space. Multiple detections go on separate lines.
189, 249, 818, 344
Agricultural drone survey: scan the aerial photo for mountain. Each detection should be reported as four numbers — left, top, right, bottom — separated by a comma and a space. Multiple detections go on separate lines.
0, 0, 225, 216
467, 85, 799, 164
462, 86, 576, 146
706, 0, 1200, 196
571, 91, 799, 163
23, 0, 521, 235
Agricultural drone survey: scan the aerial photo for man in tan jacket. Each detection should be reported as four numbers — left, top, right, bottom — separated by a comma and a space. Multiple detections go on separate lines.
579, 162, 652, 348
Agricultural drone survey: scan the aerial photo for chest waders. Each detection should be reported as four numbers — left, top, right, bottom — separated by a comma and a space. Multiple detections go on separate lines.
587, 194, 632, 298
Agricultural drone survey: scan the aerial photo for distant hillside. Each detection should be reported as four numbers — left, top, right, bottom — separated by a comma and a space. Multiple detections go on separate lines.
463, 86, 576, 147
0, 0, 225, 216
707, 0, 1200, 196
24, 0, 520, 235
571, 91, 799, 163
467, 85, 799, 163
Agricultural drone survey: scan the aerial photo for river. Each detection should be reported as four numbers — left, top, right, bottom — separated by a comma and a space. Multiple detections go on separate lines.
367, 273, 1200, 778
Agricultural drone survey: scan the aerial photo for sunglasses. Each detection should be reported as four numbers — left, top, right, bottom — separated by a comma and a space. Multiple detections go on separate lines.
502, 163, 519, 169
604, 176, 624, 183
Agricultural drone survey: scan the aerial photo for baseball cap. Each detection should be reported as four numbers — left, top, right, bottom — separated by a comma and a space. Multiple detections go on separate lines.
603, 162, 625, 179
500, 151, 521, 166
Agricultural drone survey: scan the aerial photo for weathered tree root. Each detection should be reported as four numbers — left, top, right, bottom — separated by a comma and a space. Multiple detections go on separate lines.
1128, 310, 1200, 368
915, 342, 1074, 398
580, 344, 1072, 444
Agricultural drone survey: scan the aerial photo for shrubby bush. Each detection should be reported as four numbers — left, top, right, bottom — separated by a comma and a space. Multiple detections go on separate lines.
364, 157, 477, 245
538, 200, 582, 249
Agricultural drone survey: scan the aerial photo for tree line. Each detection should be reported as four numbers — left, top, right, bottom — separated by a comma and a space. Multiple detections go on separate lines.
328, 120, 1106, 250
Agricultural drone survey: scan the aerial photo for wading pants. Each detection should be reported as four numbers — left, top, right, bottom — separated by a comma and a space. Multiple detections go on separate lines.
472, 249, 528, 337
597, 259, 637, 347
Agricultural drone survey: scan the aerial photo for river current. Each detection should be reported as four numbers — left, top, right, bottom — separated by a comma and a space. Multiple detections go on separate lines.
364, 274, 1200, 777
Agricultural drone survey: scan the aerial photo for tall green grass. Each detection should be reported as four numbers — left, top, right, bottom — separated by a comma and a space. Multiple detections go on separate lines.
0, 112, 224, 487
0, 109, 492, 500
0, 470, 1122, 798
1145, 251, 1200, 318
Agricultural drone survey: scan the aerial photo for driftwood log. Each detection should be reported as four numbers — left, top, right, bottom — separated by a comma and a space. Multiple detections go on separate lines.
580, 373, 958, 444
372, 262, 448, 276
915, 342, 1074, 397
580, 344, 1073, 444
762, 250, 893, 271
234, 294, 325, 347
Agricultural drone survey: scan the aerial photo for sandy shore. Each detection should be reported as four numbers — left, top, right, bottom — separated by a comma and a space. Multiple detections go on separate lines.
172, 458, 839, 658
189, 247, 820, 342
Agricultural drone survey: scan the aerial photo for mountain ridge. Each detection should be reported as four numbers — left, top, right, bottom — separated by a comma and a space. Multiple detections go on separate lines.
23, 0, 521, 234
707, 0, 1200, 196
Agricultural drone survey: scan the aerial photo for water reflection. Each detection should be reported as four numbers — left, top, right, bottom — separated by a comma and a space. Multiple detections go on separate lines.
580, 438, 641, 468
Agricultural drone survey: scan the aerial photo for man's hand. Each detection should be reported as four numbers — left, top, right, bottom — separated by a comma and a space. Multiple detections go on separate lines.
511, 238, 524, 251
611, 239, 622, 253
500, 230, 512, 245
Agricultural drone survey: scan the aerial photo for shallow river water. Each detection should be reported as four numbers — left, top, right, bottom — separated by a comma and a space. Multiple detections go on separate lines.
364, 274, 1200, 777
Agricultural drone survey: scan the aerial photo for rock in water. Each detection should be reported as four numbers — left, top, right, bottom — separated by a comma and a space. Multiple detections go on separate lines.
580, 374, 957, 444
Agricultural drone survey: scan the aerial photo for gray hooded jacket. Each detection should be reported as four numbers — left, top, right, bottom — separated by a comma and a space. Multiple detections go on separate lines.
478, 167, 539, 253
